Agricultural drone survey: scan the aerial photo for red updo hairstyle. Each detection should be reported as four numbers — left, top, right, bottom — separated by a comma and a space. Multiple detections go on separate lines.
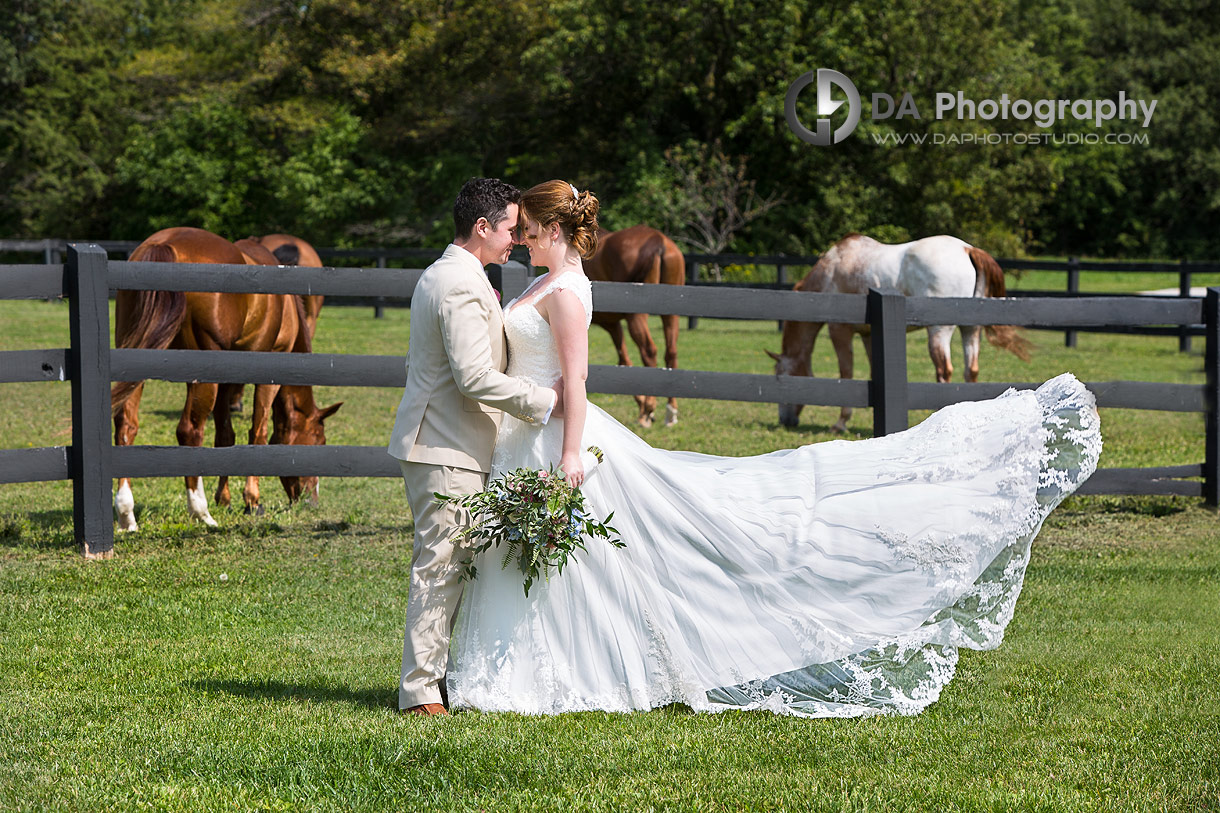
520, 180, 601, 259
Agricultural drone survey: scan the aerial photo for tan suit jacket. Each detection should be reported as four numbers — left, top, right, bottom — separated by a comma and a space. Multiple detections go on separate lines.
387, 244, 553, 473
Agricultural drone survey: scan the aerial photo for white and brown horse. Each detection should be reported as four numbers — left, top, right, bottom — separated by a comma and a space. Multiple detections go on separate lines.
767, 233, 1031, 432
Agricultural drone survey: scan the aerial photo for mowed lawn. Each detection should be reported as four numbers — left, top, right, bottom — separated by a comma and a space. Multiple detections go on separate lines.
1, 291, 1218, 811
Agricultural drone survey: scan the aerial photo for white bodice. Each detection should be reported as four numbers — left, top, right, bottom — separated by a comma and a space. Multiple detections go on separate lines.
501, 270, 593, 386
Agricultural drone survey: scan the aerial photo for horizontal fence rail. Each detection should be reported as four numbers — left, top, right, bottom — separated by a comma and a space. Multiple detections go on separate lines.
1077, 465, 1205, 497
111, 445, 401, 478
6, 242, 1214, 344
110, 349, 406, 388
0, 447, 70, 484
0, 348, 69, 382
8, 240, 1220, 281
1, 244, 1217, 556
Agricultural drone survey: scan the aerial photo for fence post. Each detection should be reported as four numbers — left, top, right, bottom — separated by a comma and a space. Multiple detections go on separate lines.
687, 260, 699, 330
1065, 256, 1079, 348
497, 260, 530, 304
776, 264, 786, 331
66, 244, 114, 559
374, 254, 387, 318
867, 288, 907, 437
1205, 288, 1219, 508
1179, 259, 1193, 353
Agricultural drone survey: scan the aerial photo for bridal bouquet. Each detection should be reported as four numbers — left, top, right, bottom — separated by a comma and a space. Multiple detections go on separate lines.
435, 447, 623, 596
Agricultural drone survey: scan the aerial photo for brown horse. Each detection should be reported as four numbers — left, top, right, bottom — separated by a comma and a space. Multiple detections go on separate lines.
582, 225, 685, 427
767, 233, 1031, 433
241, 234, 336, 506
220, 236, 337, 508
111, 227, 340, 531
222, 234, 326, 417
245, 233, 325, 335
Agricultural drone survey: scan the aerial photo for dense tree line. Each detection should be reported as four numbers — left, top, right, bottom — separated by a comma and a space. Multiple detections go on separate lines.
2, 0, 1216, 258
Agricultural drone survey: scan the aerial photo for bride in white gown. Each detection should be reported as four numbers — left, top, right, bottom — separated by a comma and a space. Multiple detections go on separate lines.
446, 180, 1103, 718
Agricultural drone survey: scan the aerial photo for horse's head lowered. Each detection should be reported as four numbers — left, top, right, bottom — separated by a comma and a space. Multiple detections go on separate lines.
766, 259, 833, 428
271, 386, 343, 503
766, 321, 815, 428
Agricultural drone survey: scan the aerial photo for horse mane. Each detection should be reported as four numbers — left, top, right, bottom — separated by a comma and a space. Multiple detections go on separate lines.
112, 241, 189, 416
967, 246, 1034, 362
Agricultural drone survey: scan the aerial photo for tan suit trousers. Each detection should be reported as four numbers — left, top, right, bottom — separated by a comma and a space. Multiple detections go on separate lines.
398, 460, 487, 709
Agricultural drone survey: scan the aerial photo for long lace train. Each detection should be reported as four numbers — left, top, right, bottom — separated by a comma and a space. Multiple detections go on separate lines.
446, 271, 1102, 717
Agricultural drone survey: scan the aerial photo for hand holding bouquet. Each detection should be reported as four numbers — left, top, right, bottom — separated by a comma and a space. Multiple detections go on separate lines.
434, 447, 623, 596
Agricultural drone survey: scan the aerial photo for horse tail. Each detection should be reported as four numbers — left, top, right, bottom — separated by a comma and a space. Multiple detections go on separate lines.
290, 293, 312, 353
986, 324, 1033, 361
968, 246, 1033, 362
111, 242, 188, 416
660, 236, 685, 287
967, 245, 1006, 298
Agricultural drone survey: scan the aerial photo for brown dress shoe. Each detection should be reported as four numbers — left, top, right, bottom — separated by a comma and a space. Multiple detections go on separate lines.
401, 703, 449, 716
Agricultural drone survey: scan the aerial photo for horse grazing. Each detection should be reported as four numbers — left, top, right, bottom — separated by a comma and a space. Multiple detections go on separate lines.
582, 225, 685, 427
221, 236, 338, 508
767, 233, 1032, 432
245, 233, 325, 335
222, 235, 325, 417
111, 227, 341, 531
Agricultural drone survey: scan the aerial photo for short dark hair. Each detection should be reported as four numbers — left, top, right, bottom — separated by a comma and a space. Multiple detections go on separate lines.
453, 178, 521, 240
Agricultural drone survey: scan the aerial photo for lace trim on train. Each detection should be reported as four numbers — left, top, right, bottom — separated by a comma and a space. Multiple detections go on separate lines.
703, 374, 1102, 718
463, 370, 1101, 717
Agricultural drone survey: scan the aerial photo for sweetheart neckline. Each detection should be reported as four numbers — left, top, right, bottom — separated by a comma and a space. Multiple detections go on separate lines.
504, 270, 586, 318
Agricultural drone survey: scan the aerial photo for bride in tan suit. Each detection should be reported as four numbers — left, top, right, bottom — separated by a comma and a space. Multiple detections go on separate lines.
387, 178, 559, 716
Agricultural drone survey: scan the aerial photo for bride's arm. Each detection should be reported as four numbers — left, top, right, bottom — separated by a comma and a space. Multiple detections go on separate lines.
543, 289, 589, 487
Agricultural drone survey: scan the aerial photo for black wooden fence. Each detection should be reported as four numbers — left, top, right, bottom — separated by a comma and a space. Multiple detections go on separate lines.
678, 251, 1219, 349
1, 245, 1217, 559
5, 239, 1215, 345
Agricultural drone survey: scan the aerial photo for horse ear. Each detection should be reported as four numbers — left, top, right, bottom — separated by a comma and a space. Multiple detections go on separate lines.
765, 349, 782, 362
318, 402, 343, 421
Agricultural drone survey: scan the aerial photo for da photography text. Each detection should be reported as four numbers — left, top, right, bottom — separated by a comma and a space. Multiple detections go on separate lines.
786, 69, 1158, 147
875, 90, 1157, 129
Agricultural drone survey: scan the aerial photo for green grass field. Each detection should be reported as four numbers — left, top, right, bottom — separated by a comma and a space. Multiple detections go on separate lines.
2, 294, 1218, 811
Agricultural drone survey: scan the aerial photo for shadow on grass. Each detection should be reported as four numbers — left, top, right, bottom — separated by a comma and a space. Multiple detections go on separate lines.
739, 414, 871, 439
0, 509, 75, 550
1063, 494, 1193, 516
189, 678, 394, 711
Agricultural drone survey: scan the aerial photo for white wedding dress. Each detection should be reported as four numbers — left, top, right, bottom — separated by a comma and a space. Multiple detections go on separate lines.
447, 270, 1102, 717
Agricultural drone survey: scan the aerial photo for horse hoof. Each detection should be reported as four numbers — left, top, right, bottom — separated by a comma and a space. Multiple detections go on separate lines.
244, 503, 265, 517
114, 485, 137, 531
664, 405, 678, 427
831, 423, 848, 434
199, 513, 219, 527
